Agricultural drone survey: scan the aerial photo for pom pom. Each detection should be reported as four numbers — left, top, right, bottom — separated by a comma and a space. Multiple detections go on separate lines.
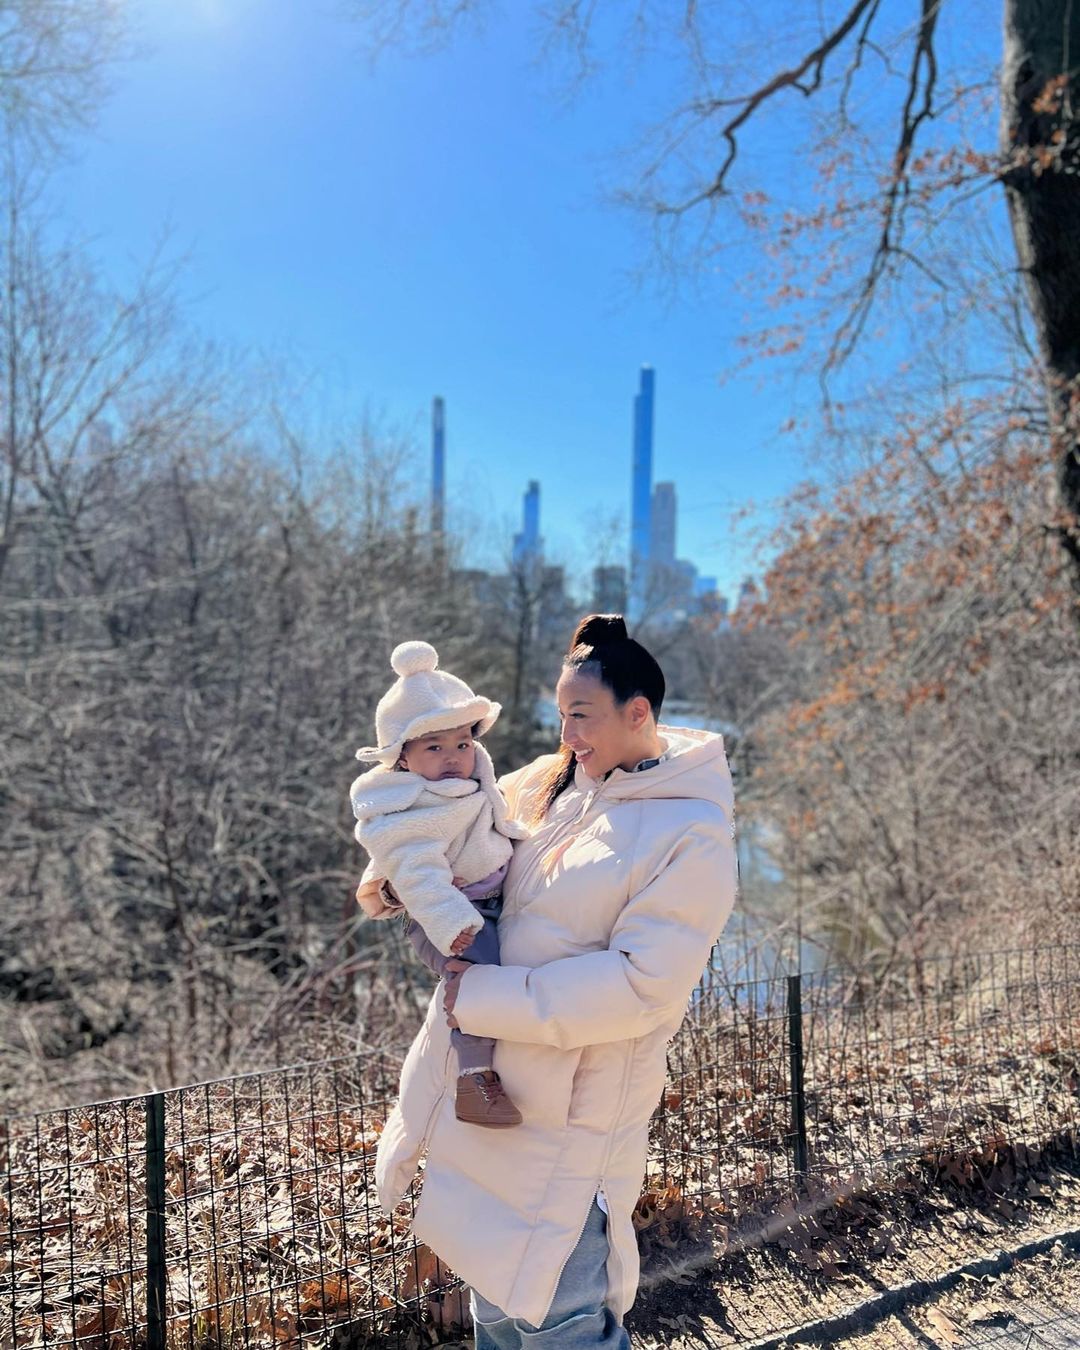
391, 640, 439, 677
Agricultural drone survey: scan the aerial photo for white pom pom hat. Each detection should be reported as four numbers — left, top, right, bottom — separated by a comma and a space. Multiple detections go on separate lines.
356, 641, 501, 766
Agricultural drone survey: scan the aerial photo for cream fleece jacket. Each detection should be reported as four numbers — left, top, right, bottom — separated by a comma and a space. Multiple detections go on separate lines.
350, 743, 526, 956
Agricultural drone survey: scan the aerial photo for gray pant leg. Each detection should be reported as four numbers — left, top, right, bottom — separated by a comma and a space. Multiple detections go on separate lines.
406, 909, 500, 1074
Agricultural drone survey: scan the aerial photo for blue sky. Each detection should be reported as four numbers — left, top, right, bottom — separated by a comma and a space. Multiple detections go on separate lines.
51, 0, 834, 600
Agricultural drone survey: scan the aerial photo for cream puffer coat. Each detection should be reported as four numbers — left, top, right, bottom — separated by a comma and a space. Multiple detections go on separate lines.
373, 725, 737, 1327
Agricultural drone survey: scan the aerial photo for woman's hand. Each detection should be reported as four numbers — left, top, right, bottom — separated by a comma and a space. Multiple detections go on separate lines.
443, 958, 471, 1028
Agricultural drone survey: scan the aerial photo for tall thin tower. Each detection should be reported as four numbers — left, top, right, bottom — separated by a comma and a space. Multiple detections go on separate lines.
629, 366, 655, 618
650, 481, 676, 567
431, 396, 446, 537
512, 480, 542, 567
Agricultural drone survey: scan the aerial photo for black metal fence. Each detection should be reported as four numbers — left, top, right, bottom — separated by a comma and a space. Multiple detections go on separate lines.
3, 945, 1079, 1348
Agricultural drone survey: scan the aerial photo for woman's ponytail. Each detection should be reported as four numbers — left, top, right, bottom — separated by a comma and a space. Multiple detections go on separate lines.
531, 612, 665, 824
568, 613, 628, 650
530, 744, 576, 825
567, 613, 664, 717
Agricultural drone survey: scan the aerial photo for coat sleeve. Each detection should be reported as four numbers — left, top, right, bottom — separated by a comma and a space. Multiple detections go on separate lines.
356, 816, 482, 957
452, 816, 736, 1050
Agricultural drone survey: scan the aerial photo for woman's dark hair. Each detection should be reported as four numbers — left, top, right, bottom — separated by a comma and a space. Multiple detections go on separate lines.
532, 613, 665, 822
565, 613, 665, 717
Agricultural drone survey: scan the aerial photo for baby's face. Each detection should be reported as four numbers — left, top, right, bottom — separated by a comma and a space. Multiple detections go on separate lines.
400, 725, 477, 782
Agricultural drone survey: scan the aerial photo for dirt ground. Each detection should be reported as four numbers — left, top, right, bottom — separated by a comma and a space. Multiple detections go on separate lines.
627, 1240, 1080, 1347
429, 1155, 1080, 1348
622, 1152, 1080, 1348
838, 1242, 1080, 1348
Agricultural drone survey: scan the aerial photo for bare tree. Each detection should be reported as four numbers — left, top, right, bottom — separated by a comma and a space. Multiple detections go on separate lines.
0, 203, 569, 1105
0, 0, 127, 146
739, 383, 1080, 967
346, 0, 1080, 590
1000, 1, 1080, 575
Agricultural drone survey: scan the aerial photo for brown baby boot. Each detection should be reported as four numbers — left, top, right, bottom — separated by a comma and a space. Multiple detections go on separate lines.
455, 1070, 523, 1128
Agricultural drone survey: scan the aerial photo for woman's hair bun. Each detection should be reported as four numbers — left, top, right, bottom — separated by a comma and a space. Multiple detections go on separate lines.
569, 613, 628, 652
390, 640, 439, 677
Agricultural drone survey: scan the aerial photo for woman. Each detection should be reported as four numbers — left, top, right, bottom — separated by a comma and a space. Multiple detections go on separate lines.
359, 614, 736, 1348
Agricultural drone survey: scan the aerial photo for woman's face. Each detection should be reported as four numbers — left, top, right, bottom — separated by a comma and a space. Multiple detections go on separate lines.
555, 667, 651, 778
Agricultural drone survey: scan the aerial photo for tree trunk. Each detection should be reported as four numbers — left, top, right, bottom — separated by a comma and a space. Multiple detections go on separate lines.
1001, 0, 1080, 586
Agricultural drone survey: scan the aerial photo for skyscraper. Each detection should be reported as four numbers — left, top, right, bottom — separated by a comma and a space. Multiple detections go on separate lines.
592, 565, 628, 614
650, 481, 676, 568
431, 396, 446, 537
512, 480, 542, 567
629, 366, 655, 617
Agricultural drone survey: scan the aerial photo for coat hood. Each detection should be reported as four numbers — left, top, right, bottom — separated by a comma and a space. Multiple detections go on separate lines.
350, 742, 526, 840
349, 763, 478, 823
577, 724, 732, 810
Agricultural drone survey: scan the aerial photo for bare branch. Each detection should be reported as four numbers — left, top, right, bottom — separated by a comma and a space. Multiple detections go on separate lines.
824, 0, 944, 374
659, 0, 881, 214
0, 0, 128, 148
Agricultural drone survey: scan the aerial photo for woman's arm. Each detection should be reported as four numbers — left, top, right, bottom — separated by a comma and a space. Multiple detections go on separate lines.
450, 821, 736, 1051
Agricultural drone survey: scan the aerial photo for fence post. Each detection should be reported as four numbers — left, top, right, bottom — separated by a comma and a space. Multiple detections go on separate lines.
787, 973, 809, 1184
145, 1092, 167, 1350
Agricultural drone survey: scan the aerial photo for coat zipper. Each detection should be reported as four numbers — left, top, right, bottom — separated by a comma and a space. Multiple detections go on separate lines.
541, 786, 599, 854
596, 1179, 624, 1302
503, 784, 602, 919
418, 1032, 454, 1153
541, 1041, 634, 1318
513, 776, 622, 1316
591, 1040, 635, 1302
543, 1186, 600, 1316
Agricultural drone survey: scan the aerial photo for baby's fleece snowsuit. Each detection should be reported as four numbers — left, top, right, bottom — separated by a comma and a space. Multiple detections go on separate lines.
350, 742, 526, 1072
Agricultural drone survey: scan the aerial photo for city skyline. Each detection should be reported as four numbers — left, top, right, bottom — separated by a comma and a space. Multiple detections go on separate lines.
433, 369, 734, 616
50, 0, 798, 614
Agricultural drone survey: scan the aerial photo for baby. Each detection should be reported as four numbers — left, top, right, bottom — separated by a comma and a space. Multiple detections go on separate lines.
350, 640, 524, 1129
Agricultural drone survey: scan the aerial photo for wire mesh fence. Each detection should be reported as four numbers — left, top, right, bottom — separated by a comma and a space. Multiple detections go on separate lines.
3, 945, 1079, 1348
652, 946, 1080, 1237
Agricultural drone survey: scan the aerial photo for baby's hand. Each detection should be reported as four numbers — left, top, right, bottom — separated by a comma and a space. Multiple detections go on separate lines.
449, 928, 475, 956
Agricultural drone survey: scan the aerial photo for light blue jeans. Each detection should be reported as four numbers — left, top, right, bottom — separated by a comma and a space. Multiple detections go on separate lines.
470, 1203, 631, 1348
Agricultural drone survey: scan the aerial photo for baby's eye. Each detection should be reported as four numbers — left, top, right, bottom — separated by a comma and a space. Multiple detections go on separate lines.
427, 744, 441, 752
